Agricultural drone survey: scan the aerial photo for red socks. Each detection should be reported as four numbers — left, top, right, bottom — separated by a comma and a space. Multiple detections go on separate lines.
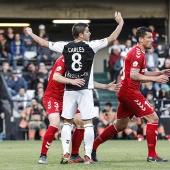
41, 126, 58, 155
146, 122, 158, 157
71, 129, 84, 155
93, 124, 118, 151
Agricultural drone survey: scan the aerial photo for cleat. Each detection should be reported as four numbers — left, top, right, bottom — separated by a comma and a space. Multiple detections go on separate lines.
147, 155, 169, 162
84, 155, 95, 164
38, 155, 47, 164
60, 152, 70, 164
69, 155, 84, 163
91, 150, 98, 162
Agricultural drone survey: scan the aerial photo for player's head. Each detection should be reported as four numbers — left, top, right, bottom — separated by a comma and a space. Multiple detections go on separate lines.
72, 23, 91, 41
136, 26, 153, 49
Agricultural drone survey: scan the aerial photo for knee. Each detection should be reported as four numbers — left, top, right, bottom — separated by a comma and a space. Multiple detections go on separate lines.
146, 113, 159, 123
40, 122, 46, 129
29, 122, 36, 130
116, 124, 127, 132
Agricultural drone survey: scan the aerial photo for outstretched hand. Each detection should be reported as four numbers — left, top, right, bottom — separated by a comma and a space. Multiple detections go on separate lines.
70, 78, 85, 87
106, 81, 121, 92
161, 69, 170, 77
114, 11, 124, 25
155, 75, 169, 84
25, 27, 33, 35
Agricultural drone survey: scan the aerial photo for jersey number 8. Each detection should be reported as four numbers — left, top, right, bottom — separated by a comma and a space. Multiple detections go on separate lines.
71, 53, 82, 71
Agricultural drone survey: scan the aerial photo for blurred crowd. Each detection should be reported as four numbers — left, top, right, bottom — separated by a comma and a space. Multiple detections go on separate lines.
0, 24, 170, 140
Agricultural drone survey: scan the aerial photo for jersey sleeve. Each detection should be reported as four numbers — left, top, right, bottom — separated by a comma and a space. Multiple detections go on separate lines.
49, 41, 68, 53
87, 38, 108, 53
130, 48, 144, 70
54, 57, 66, 75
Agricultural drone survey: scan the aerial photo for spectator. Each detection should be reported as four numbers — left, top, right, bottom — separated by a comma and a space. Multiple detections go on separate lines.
38, 24, 46, 38
35, 71, 48, 91
128, 27, 137, 46
38, 62, 48, 75
0, 62, 12, 81
37, 34, 57, 66
108, 39, 121, 55
97, 102, 116, 135
12, 88, 31, 117
6, 27, 15, 43
146, 47, 158, 71
19, 98, 46, 140
149, 25, 159, 52
35, 87, 44, 106
121, 39, 132, 55
157, 84, 170, 110
141, 82, 157, 98
160, 58, 170, 86
7, 70, 27, 96
0, 33, 12, 65
23, 62, 38, 89
10, 33, 27, 70
108, 45, 121, 81
0, 29, 5, 34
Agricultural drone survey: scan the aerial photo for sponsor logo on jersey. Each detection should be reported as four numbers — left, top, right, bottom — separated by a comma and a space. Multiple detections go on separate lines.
56, 66, 62, 71
133, 61, 138, 67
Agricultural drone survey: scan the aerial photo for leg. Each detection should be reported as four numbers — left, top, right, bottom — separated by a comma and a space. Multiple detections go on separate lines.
83, 119, 95, 164
39, 113, 60, 164
28, 121, 37, 140
60, 118, 73, 164
144, 113, 168, 162
69, 113, 84, 163
22, 55, 28, 68
92, 117, 129, 152
12, 55, 17, 70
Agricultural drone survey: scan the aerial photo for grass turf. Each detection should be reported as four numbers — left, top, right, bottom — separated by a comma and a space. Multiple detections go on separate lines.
0, 140, 169, 170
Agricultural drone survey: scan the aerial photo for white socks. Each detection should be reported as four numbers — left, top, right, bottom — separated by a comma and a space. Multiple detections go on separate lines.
61, 123, 72, 155
84, 124, 94, 159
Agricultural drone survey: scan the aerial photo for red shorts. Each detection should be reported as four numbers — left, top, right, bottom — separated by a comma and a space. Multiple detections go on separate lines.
43, 97, 80, 115
117, 89, 155, 119
43, 97, 63, 115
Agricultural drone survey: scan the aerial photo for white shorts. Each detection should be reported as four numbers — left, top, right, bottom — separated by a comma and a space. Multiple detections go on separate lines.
61, 89, 94, 120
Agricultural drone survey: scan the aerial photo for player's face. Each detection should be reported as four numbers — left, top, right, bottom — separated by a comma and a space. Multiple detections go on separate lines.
82, 27, 91, 41
142, 32, 153, 50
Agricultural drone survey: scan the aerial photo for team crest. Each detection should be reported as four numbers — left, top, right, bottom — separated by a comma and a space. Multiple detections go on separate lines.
133, 61, 138, 67
56, 66, 62, 71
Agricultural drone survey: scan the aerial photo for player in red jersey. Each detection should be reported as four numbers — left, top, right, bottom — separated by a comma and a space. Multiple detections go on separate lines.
92, 26, 170, 162
38, 55, 121, 164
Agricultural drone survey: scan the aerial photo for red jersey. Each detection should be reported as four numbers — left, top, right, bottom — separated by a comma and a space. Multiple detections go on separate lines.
120, 45, 146, 91
44, 56, 65, 99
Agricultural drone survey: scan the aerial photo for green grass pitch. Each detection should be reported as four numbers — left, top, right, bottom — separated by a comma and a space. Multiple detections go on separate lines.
0, 140, 169, 170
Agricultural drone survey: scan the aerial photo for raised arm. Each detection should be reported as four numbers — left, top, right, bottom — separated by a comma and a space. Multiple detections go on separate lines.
25, 27, 49, 48
107, 12, 124, 45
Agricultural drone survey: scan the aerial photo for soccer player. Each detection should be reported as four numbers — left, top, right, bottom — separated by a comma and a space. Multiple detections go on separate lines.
25, 11, 124, 164
37, 55, 120, 164
92, 26, 170, 162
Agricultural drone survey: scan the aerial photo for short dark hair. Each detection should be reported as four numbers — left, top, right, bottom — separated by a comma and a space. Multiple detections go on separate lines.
136, 26, 152, 42
105, 102, 112, 107
72, 23, 89, 39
